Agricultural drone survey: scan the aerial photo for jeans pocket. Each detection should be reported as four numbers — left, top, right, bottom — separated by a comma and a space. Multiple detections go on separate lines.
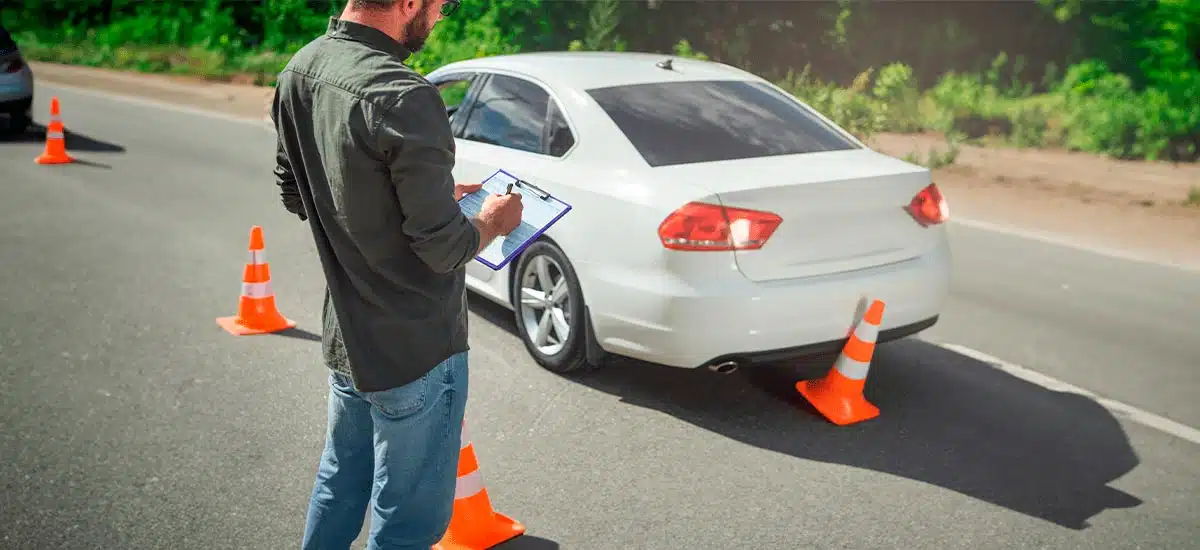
363, 371, 433, 420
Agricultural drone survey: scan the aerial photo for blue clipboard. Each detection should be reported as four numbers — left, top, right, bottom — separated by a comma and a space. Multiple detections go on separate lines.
457, 169, 573, 271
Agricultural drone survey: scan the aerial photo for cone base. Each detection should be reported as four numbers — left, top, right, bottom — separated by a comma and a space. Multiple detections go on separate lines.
216, 314, 296, 336
434, 512, 526, 550
796, 380, 880, 426
35, 154, 73, 165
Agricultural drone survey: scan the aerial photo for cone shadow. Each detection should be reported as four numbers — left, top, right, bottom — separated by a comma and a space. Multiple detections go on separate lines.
467, 295, 1143, 530
63, 157, 113, 170
272, 327, 321, 342
493, 535, 560, 549
4, 123, 126, 153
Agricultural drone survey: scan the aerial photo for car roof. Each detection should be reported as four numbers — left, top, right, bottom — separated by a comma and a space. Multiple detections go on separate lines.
433, 51, 765, 92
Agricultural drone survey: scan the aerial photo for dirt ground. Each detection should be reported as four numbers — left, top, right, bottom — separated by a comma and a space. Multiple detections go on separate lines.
26, 62, 1200, 270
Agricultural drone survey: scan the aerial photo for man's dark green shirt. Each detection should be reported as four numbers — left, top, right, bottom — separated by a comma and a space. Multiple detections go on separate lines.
271, 18, 481, 392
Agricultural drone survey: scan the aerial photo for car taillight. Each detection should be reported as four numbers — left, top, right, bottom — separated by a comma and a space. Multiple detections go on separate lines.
2, 59, 22, 73
905, 182, 949, 227
658, 202, 782, 251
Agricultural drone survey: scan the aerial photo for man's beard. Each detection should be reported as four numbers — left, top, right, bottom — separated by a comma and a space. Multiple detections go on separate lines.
400, 7, 434, 52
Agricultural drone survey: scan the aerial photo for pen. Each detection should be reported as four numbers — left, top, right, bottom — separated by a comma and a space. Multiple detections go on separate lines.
505, 182, 514, 195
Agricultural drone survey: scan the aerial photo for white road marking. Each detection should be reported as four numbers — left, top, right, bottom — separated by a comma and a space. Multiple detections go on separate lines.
36, 80, 1198, 273
950, 217, 1200, 274
940, 343, 1200, 446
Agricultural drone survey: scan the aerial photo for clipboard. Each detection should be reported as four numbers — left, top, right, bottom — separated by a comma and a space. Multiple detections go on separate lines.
457, 169, 573, 271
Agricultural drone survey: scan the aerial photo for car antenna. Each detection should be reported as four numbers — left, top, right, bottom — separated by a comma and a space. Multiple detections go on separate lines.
656, 58, 674, 71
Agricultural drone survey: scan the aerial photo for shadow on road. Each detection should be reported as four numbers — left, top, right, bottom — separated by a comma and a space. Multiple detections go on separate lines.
467, 295, 1143, 531
273, 327, 322, 342
494, 535, 560, 550
2, 123, 126, 153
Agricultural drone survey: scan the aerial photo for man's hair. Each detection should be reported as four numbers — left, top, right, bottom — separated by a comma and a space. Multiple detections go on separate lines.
351, 0, 399, 9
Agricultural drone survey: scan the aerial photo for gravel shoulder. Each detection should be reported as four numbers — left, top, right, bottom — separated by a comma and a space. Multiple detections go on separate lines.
27, 61, 1200, 270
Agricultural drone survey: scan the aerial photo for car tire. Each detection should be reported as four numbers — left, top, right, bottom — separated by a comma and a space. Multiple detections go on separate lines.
511, 240, 595, 374
5, 109, 31, 136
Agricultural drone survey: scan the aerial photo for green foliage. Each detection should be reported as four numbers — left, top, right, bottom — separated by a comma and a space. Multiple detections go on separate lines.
1033, 0, 1200, 160
778, 66, 883, 141
871, 62, 922, 133
670, 39, 708, 61
580, 0, 625, 52
3, 0, 1196, 162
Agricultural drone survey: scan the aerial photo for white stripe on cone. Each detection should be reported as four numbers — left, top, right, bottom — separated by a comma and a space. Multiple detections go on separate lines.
241, 281, 274, 298
455, 469, 485, 499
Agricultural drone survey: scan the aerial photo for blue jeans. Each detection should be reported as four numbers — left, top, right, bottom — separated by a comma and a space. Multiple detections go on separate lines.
302, 352, 469, 550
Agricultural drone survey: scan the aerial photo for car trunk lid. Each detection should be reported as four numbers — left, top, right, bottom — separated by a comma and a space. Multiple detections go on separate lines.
658, 149, 941, 281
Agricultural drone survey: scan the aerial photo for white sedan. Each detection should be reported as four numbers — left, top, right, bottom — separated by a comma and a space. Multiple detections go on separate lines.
427, 51, 951, 375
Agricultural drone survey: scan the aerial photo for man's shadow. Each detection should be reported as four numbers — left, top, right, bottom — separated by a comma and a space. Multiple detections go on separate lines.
468, 295, 1142, 531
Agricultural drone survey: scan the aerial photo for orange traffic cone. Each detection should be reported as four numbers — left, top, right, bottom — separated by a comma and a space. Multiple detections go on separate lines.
34, 97, 73, 165
795, 299, 886, 426
433, 421, 525, 550
216, 226, 296, 336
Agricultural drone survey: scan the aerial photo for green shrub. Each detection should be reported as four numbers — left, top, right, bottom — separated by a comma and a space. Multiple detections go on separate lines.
871, 62, 922, 133
1053, 60, 1196, 161
779, 66, 887, 141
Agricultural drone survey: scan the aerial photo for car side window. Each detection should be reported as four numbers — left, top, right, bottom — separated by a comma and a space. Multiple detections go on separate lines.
545, 100, 576, 157
435, 76, 474, 123
461, 74, 550, 155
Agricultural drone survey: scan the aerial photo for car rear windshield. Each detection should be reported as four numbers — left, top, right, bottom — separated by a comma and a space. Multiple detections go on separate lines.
587, 79, 860, 167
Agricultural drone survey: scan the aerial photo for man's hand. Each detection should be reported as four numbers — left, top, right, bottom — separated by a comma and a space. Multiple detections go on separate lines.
474, 192, 524, 253
453, 182, 484, 201
480, 193, 523, 236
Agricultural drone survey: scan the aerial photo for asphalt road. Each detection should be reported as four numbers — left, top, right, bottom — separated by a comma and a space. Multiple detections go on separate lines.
1, 84, 1197, 550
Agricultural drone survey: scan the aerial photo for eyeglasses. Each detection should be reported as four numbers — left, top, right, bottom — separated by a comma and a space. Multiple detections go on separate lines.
440, 0, 460, 16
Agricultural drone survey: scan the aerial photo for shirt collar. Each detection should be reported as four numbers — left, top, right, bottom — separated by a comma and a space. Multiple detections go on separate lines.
325, 17, 412, 61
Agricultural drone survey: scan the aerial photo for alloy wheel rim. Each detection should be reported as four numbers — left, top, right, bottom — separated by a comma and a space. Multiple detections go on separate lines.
518, 255, 571, 356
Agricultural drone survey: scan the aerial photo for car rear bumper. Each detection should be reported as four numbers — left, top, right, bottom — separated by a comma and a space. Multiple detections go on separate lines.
0, 68, 34, 109
588, 236, 951, 368
703, 314, 939, 368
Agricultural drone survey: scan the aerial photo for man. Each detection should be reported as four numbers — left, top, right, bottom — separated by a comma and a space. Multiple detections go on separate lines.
270, 0, 524, 548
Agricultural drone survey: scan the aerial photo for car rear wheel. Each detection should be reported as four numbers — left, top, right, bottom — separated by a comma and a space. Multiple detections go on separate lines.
512, 241, 593, 374
15, 111, 30, 134
5, 107, 30, 136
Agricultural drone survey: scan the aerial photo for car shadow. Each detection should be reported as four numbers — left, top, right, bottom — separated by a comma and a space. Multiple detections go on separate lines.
3, 122, 126, 153
466, 294, 1143, 530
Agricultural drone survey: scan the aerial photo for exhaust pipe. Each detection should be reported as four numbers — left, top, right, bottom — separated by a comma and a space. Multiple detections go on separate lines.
707, 360, 740, 375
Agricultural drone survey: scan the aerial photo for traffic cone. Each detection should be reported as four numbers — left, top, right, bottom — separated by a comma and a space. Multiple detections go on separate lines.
216, 226, 296, 336
795, 299, 886, 426
433, 421, 525, 550
34, 97, 73, 165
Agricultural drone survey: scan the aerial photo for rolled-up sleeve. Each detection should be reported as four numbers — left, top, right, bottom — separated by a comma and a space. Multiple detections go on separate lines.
376, 86, 481, 274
